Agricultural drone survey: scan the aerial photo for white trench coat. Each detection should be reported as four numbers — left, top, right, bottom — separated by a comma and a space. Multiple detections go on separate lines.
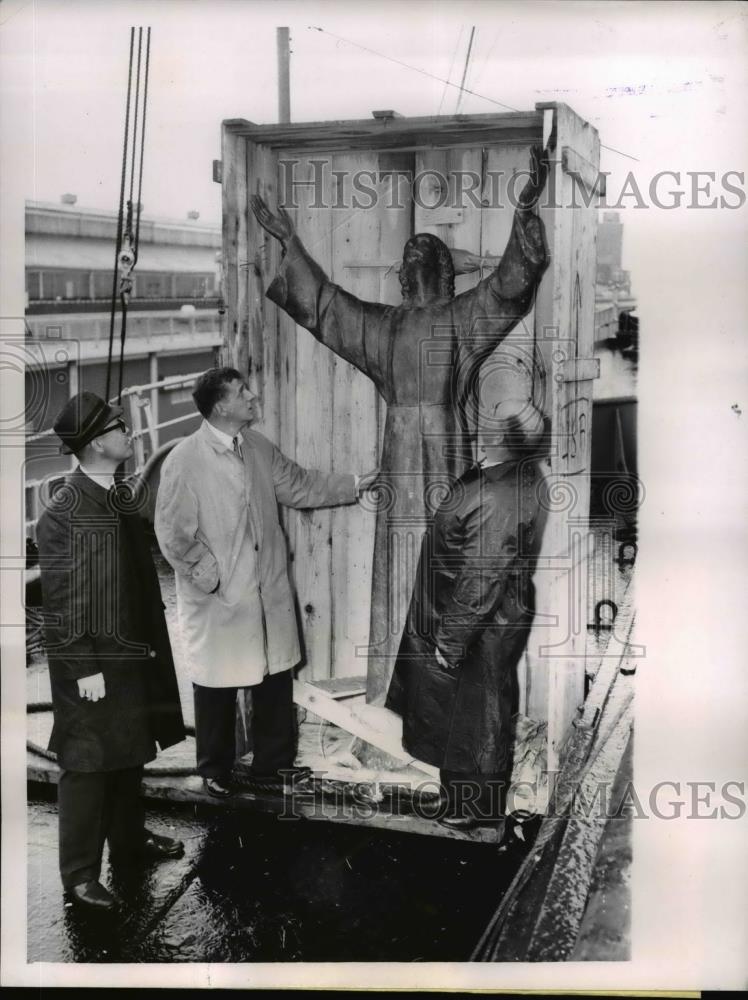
155, 421, 356, 687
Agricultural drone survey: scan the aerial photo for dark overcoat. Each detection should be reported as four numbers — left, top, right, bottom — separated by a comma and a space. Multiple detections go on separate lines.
36, 468, 185, 772
385, 458, 548, 775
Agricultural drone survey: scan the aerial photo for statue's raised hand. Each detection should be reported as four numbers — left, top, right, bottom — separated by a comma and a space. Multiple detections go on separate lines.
517, 144, 550, 211
250, 195, 296, 244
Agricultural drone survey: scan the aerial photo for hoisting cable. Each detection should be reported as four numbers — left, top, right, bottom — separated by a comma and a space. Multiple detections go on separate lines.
134, 30, 151, 263
105, 26, 152, 404
118, 27, 144, 401
104, 27, 135, 403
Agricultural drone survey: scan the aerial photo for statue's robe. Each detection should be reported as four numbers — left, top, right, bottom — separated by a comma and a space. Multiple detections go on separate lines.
266, 209, 548, 702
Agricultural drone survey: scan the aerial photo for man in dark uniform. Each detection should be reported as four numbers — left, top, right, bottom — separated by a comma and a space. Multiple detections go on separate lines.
36, 392, 187, 912
386, 399, 549, 830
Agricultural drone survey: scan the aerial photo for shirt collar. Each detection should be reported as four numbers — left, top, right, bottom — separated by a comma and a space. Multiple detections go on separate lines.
77, 463, 116, 491
205, 420, 237, 450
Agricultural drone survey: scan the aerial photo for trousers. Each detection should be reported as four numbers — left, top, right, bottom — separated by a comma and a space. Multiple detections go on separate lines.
193, 668, 295, 778
440, 769, 509, 821
58, 765, 146, 888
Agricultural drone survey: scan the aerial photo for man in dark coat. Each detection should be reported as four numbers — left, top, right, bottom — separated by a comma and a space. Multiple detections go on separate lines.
36, 392, 187, 911
251, 146, 549, 703
385, 399, 549, 829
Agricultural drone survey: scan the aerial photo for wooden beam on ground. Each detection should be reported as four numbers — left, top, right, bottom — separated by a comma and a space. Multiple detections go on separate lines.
293, 680, 439, 779
27, 754, 499, 844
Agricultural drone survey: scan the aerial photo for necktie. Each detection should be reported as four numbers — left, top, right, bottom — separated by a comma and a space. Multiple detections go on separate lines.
232, 436, 243, 461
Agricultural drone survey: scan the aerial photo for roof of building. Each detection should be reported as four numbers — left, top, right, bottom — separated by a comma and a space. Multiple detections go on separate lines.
26, 200, 221, 249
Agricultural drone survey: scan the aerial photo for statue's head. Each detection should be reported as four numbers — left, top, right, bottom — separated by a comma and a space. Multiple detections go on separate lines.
477, 399, 547, 463
399, 233, 455, 306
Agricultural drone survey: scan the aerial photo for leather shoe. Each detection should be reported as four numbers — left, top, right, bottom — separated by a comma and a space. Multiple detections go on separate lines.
67, 880, 117, 912
203, 776, 234, 798
109, 830, 185, 866
141, 830, 185, 860
438, 815, 479, 831
439, 813, 504, 831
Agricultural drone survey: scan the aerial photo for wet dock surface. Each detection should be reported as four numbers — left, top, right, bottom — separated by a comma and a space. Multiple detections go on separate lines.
28, 792, 522, 963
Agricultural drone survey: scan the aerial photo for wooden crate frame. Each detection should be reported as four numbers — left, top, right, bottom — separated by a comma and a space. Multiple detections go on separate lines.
220, 103, 601, 776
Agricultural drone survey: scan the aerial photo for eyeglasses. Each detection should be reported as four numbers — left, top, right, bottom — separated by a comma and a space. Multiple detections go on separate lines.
90, 418, 128, 440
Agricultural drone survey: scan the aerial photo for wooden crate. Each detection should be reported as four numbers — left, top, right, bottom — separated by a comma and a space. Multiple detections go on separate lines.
221, 104, 600, 774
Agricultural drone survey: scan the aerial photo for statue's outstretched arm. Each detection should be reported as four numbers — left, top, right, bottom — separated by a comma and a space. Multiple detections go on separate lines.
517, 144, 551, 213
485, 144, 550, 301
449, 146, 549, 277
256, 194, 393, 397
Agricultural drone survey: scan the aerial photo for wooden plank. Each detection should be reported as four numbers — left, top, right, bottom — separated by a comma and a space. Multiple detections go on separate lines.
478, 144, 539, 448
224, 111, 544, 153
235, 137, 250, 377
27, 759, 500, 842
277, 199, 299, 475
376, 154, 415, 309
561, 145, 606, 198
559, 358, 600, 383
317, 152, 412, 682
293, 680, 439, 778
544, 107, 600, 771
525, 104, 601, 778
310, 675, 367, 698
414, 145, 483, 298
246, 146, 304, 671
220, 127, 242, 370
329, 151, 384, 679
245, 140, 281, 444
290, 156, 335, 682
232, 136, 276, 756
146, 775, 502, 843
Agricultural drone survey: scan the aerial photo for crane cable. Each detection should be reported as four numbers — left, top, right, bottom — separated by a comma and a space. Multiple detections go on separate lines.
105, 26, 152, 404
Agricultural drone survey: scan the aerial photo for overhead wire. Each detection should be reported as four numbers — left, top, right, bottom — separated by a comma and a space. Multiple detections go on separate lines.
307, 25, 639, 162
308, 24, 516, 113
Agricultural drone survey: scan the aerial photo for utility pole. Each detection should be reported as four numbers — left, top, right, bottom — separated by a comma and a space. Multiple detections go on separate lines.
454, 26, 475, 114
277, 27, 291, 123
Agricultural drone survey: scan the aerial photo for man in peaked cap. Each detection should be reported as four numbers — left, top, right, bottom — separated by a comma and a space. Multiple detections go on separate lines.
35, 392, 187, 912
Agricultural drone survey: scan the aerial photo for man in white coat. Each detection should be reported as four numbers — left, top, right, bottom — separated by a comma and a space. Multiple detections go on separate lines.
155, 367, 376, 797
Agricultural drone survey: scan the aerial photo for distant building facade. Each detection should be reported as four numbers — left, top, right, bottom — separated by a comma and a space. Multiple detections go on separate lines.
594, 210, 637, 329
25, 199, 224, 536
